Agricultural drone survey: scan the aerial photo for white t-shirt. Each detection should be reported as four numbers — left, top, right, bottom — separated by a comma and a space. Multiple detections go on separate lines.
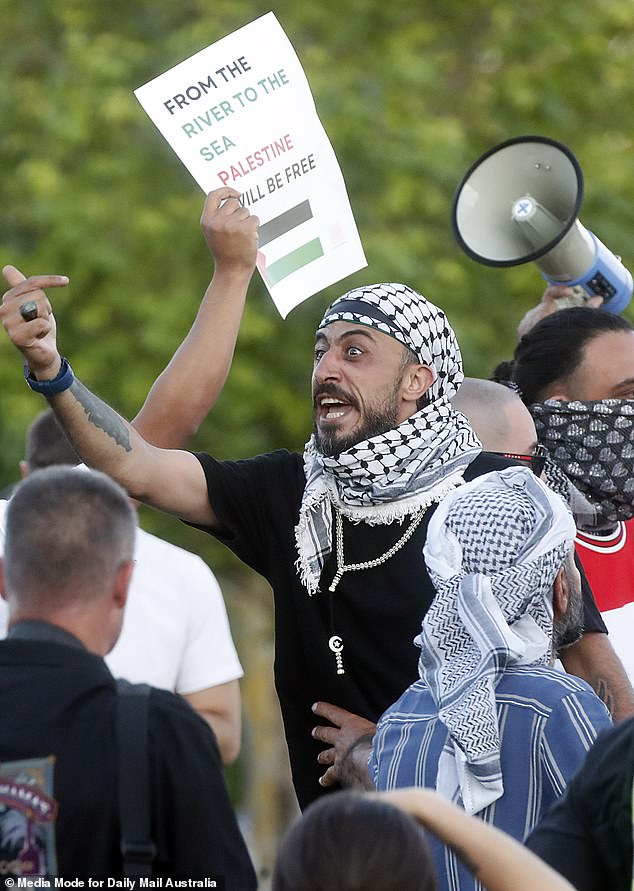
0, 499, 242, 693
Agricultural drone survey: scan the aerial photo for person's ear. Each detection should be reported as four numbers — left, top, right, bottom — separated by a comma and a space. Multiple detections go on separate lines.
19, 461, 29, 480
401, 364, 434, 404
552, 565, 569, 619
112, 559, 135, 610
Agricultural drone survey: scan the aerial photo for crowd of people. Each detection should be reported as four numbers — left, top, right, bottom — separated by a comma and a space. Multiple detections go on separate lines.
0, 185, 632, 889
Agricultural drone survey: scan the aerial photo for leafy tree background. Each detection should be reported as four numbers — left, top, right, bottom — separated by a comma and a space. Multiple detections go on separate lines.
2, 0, 634, 871
2, 0, 634, 531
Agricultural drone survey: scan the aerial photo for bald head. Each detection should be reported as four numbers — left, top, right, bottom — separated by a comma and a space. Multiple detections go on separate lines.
452, 378, 538, 454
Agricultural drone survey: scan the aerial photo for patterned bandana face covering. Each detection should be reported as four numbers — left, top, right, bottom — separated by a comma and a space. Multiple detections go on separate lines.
295, 282, 482, 596
418, 467, 575, 816
530, 399, 634, 531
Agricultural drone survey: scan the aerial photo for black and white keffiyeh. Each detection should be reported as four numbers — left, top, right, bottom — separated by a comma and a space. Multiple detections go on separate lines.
295, 283, 481, 595
320, 283, 461, 398
418, 467, 575, 815
531, 399, 634, 531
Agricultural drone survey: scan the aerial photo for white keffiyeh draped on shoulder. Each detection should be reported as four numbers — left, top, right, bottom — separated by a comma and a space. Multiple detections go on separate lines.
418, 467, 576, 815
295, 283, 481, 596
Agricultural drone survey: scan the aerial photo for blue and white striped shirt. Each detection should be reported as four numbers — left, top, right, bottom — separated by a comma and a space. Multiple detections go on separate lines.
370, 665, 612, 891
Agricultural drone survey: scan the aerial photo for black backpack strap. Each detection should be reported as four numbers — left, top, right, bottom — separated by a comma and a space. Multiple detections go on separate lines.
116, 679, 157, 878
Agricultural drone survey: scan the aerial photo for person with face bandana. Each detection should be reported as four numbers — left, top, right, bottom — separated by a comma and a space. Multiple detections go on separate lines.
0, 193, 612, 808
494, 306, 634, 697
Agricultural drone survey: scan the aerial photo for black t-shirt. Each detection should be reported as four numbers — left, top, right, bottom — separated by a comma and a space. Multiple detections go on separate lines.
526, 717, 634, 890
195, 449, 605, 808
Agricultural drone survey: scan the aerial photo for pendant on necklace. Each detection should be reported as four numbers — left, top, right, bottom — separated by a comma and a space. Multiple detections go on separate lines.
329, 635, 345, 675
329, 569, 344, 593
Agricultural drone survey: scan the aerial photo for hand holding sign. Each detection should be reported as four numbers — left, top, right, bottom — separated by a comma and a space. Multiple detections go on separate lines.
200, 187, 259, 275
135, 13, 366, 317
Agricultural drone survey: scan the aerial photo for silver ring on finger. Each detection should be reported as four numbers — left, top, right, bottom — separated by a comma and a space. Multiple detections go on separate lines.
19, 301, 38, 322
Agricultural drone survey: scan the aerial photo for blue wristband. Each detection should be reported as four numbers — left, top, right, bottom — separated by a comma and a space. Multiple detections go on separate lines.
24, 357, 75, 395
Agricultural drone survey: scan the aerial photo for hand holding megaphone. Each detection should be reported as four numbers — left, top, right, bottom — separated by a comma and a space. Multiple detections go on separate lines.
516, 284, 604, 338
451, 136, 633, 314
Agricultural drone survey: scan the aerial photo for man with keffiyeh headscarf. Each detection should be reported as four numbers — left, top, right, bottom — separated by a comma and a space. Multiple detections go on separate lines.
0, 194, 610, 809
371, 467, 612, 891
1, 256, 513, 808
297, 283, 481, 597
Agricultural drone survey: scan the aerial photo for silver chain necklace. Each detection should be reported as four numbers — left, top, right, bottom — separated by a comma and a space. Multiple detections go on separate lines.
327, 506, 427, 675
328, 506, 427, 594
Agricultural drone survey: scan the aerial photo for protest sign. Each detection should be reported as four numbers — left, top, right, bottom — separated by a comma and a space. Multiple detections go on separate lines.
135, 12, 367, 317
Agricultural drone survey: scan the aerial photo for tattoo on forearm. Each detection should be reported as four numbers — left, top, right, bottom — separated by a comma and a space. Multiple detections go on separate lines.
595, 679, 614, 716
70, 379, 132, 452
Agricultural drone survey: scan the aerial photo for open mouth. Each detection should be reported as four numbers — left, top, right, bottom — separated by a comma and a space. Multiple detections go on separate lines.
314, 394, 357, 424
320, 397, 348, 419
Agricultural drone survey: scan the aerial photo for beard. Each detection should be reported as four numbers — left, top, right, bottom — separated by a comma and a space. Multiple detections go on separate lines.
553, 573, 585, 653
313, 383, 401, 458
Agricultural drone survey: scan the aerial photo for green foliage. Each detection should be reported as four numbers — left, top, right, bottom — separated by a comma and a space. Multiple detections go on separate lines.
2, 0, 634, 569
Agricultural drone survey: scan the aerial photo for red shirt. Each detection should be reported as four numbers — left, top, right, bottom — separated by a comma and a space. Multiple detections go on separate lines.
576, 521, 634, 612
576, 520, 634, 681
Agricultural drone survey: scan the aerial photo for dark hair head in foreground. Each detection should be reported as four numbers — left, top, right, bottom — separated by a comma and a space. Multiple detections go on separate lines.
24, 408, 80, 470
272, 790, 437, 891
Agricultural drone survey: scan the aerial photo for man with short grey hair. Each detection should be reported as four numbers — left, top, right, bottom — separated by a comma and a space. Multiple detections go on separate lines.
0, 408, 244, 765
0, 466, 256, 884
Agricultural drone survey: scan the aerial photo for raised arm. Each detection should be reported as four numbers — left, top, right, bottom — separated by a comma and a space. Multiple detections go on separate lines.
132, 187, 259, 448
377, 788, 575, 891
0, 267, 216, 528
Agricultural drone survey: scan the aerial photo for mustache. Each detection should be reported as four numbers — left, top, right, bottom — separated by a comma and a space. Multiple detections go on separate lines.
312, 383, 360, 411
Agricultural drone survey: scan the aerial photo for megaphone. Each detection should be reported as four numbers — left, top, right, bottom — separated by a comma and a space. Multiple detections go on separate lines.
451, 135, 633, 313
